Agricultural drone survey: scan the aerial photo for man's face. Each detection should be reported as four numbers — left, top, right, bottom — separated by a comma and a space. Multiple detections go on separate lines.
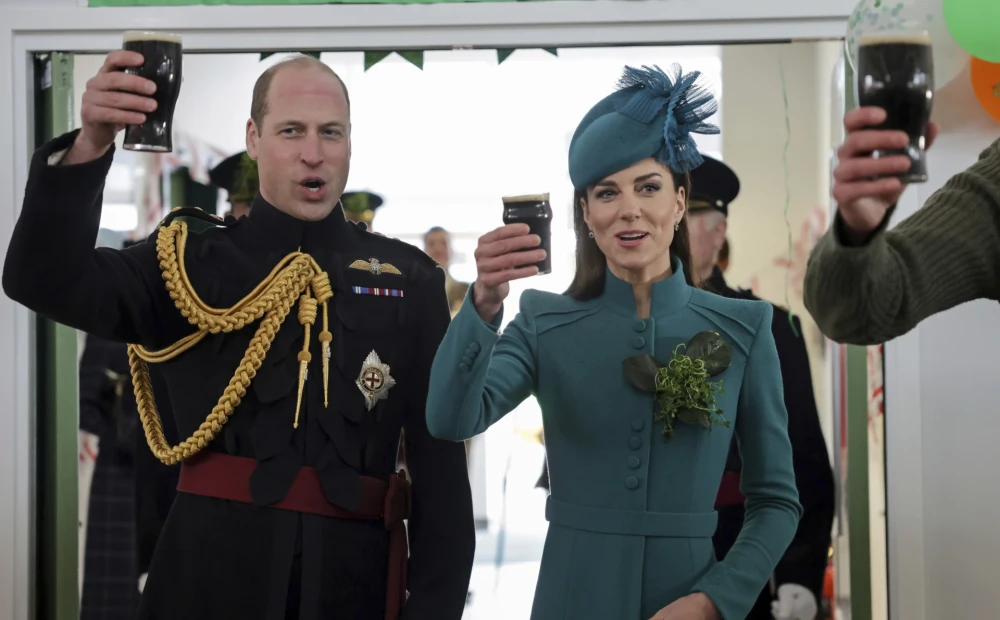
687, 210, 727, 277
245, 65, 351, 222
424, 230, 451, 267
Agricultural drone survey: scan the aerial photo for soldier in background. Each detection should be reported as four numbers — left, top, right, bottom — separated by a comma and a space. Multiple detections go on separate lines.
717, 236, 730, 274
341, 190, 384, 230
208, 151, 259, 220
423, 226, 470, 316
687, 155, 834, 620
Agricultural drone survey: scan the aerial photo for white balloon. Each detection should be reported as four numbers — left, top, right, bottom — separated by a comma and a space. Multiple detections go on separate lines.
845, 0, 968, 90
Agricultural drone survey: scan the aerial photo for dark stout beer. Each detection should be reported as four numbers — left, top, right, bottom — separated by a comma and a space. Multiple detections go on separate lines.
122, 31, 183, 153
856, 32, 934, 183
502, 194, 553, 275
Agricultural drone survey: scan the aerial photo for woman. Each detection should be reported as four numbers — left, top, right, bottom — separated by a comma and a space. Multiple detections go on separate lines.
426, 65, 801, 620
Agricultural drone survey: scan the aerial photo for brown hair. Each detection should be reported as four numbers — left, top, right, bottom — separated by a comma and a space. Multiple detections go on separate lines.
250, 55, 351, 129
565, 168, 696, 300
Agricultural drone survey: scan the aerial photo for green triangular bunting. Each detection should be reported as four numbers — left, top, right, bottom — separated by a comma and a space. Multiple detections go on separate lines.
364, 51, 424, 71
260, 51, 321, 61
497, 48, 558, 65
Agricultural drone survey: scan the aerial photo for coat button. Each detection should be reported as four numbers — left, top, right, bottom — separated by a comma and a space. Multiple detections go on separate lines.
461, 356, 472, 366
633, 320, 646, 332
459, 363, 471, 372
631, 418, 644, 432
469, 342, 481, 353
625, 476, 639, 490
627, 456, 640, 469
628, 436, 642, 451
631, 336, 646, 349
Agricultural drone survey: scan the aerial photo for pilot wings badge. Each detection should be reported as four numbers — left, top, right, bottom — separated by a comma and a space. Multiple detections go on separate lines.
356, 350, 396, 411
348, 258, 402, 276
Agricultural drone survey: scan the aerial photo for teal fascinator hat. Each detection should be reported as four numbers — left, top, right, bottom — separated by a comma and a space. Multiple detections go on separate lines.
568, 64, 720, 191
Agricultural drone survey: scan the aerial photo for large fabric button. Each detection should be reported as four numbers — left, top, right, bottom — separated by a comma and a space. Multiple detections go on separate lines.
625, 477, 639, 490
633, 320, 647, 332
469, 342, 482, 353
631, 336, 646, 349
627, 456, 641, 469
461, 356, 473, 366
628, 437, 642, 451
459, 363, 471, 372
631, 418, 644, 432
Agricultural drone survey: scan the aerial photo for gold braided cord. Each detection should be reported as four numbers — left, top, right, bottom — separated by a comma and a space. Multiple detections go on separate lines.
128, 220, 334, 465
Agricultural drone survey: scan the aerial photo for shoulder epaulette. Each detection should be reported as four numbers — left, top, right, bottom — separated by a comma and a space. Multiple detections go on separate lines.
159, 207, 231, 233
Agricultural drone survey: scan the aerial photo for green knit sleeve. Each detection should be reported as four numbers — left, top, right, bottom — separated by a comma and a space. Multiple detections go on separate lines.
803, 137, 1000, 345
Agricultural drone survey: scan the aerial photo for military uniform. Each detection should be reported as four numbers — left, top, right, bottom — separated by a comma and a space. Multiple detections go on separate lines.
690, 155, 835, 619
4, 129, 476, 620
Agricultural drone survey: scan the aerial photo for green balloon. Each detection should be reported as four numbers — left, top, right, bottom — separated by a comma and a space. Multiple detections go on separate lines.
944, 0, 1000, 63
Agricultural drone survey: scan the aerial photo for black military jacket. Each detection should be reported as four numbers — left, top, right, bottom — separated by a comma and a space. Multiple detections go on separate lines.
705, 267, 835, 609
4, 130, 475, 620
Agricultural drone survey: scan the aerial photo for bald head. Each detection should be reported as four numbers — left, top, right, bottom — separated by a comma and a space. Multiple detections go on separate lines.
250, 55, 350, 130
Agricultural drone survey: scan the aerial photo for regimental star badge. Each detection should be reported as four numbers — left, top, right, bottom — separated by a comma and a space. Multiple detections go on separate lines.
348, 258, 403, 276
356, 350, 396, 411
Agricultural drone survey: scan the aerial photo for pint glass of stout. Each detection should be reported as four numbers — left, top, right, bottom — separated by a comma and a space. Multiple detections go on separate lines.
856, 31, 934, 183
122, 31, 183, 153
501, 194, 553, 275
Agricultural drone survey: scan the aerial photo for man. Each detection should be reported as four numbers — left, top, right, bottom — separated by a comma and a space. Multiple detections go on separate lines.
804, 108, 1000, 344
688, 156, 835, 620
3, 52, 475, 619
422, 226, 470, 315
209, 150, 259, 219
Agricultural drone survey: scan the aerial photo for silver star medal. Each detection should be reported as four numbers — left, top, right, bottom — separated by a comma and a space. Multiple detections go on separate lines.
356, 350, 395, 411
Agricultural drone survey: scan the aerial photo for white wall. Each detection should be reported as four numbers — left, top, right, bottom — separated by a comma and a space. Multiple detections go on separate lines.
883, 60, 1000, 620
720, 41, 841, 458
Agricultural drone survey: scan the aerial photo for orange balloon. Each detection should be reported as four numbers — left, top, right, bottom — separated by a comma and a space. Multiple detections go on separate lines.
971, 57, 1000, 123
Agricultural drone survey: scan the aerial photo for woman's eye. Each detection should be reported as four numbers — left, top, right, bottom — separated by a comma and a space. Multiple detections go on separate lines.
640, 184, 660, 193
596, 189, 616, 199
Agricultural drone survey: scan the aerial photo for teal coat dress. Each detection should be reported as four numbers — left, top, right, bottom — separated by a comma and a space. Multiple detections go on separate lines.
426, 260, 802, 620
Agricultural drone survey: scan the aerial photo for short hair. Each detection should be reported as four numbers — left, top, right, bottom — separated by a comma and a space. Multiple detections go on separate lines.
250, 55, 351, 129
423, 226, 449, 244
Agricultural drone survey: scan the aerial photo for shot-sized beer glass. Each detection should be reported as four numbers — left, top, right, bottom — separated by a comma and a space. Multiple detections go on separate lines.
856, 31, 934, 183
501, 194, 553, 276
121, 30, 183, 153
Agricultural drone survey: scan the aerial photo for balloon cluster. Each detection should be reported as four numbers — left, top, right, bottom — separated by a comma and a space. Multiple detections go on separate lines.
845, 0, 1000, 122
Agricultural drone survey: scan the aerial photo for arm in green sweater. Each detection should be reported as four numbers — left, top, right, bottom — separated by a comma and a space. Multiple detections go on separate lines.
803, 137, 1000, 345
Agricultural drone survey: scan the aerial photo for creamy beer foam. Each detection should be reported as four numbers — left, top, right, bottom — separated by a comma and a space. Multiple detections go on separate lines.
123, 31, 182, 45
859, 31, 932, 47
502, 193, 551, 203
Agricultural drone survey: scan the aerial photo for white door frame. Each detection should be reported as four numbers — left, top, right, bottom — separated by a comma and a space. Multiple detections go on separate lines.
0, 1, 862, 619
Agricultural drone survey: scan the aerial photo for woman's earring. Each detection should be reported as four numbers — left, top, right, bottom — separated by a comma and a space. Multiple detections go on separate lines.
674, 223, 679, 231
588, 230, 595, 239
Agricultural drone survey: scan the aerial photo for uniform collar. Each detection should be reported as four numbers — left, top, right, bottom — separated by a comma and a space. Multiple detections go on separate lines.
600, 256, 692, 318
240, 194, 354, 254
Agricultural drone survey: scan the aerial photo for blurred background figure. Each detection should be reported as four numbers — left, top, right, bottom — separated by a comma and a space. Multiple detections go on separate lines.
423, 226, 471, 315
208, 151, 258, 219
341, 190, 384, 230
717, 236, 730, 274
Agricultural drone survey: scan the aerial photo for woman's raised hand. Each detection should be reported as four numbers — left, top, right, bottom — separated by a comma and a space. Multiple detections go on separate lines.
471, 224, 546, 323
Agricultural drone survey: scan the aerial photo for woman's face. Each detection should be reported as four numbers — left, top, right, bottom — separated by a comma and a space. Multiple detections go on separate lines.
582, 158, 686, 279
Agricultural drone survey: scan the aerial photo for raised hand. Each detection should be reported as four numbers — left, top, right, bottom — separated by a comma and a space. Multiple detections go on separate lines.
831, 106, 939, 244
471, 223, 546, 323
66, 50, 158, 165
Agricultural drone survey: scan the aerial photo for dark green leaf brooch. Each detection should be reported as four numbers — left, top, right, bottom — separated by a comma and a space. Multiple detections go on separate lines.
622, 331, 733, 439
